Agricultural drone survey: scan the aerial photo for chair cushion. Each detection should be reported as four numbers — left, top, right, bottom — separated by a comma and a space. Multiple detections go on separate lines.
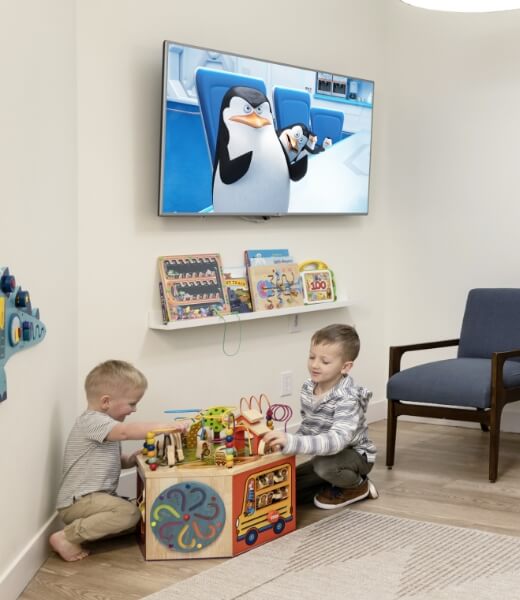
387, 358, 520, 409
458, 288, 520, 359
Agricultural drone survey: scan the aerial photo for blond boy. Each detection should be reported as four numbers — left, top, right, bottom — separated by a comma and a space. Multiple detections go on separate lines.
50, 360, 188, 561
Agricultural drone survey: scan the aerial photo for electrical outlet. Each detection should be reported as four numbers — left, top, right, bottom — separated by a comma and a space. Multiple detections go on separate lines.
280, 371, 293, 397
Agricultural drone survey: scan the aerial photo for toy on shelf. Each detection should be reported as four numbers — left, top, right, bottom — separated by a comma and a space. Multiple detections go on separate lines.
299, 260, 336, 304
157, 253, 230, 323
0, 267, 46, 401
248, 263, 305, 311
136, 394, 296, 560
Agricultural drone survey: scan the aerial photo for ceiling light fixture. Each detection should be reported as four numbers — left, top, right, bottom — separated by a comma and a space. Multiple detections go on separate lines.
401, 0, 520, 12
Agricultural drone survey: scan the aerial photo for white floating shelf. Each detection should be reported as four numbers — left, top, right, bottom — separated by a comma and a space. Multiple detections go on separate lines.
148, 299, 351, 331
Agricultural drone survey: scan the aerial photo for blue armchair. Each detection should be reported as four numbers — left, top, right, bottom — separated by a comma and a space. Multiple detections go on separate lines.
386, 288, 520, 482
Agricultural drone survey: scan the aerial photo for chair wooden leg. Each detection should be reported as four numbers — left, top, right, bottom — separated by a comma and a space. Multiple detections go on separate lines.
386, 400, 398, 468
489, 404, 503, 483
476, 408, 489, 432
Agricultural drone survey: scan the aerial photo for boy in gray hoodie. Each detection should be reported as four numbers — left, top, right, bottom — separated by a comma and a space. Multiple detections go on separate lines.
263, 324, 378, 509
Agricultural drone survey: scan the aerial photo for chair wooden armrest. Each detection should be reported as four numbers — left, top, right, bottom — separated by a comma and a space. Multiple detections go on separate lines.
389, 339, 460, 377
492, 348, 520, 401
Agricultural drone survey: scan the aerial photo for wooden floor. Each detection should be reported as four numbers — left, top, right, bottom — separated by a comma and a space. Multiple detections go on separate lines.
20, 420, 520, 599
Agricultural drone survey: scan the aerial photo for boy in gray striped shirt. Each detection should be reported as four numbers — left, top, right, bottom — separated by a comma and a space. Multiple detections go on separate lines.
263, 324, 378, 509
49, 360, 189, 561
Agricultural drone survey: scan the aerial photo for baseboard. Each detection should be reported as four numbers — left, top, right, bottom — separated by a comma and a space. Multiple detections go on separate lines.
367, 398, 386, 424
395, 402, 520, 433
0, 512, 60, 600
117, 468, 137, 498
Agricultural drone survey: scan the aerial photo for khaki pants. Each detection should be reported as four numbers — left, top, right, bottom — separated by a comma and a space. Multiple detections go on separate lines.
296, 448, 373, 504
58, 492, 141, 545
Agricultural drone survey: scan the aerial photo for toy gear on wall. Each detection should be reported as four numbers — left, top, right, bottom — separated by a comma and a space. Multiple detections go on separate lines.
0, 267, 46, 401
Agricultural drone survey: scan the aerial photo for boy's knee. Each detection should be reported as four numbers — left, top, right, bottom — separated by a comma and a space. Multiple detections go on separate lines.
313, 456, 359, 488
312, 457, 335, 480
128, 503, 141, 527
116, 500, 141, 528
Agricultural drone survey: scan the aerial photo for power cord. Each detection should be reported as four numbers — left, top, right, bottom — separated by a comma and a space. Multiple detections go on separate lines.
214, 310, 242, 356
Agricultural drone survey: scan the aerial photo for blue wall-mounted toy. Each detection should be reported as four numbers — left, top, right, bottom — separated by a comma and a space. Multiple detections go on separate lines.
0, 267, 46, 402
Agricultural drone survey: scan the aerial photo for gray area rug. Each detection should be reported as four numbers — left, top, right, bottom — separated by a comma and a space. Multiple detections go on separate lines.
142, 509, 520, 599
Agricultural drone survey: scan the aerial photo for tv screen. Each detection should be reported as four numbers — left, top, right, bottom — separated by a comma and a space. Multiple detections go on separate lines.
159, 41, 374, 216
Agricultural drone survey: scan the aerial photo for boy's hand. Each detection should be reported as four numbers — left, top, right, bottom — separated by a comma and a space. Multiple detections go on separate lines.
173, 419, 192, 433
263, 430, 288, 451
121, 449, 142, 469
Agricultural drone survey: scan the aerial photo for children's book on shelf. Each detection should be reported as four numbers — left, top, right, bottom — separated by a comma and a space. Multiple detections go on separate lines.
248, 263, 305, 311
244, 249, 290, 266
299, 260, 336, 304
301, 270, 335, 304
158, 254, 230, 322
223, 266, 253, 314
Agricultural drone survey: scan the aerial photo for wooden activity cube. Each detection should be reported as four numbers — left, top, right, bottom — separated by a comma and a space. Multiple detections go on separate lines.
136, 453, 296, 560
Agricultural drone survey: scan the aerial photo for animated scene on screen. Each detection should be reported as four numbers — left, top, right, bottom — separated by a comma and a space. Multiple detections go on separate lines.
159, 42, 374, 216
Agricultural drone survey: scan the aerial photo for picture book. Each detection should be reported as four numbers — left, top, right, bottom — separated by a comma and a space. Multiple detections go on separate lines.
248, 263, 304, 311
244, 249, 290, 267
301, 269, 335, 304
223, 266, 253, 314
158, 254, 230, 322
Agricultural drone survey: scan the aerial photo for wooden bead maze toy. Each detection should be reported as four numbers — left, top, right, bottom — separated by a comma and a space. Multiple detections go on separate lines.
136, 396, 296, 560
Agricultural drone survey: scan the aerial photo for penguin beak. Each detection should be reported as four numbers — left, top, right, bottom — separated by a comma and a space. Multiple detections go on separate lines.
230, 113, 271, 128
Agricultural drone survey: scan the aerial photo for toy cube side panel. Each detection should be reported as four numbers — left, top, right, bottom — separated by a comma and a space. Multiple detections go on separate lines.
144, 472, 233, 560
232, 454, 296, 556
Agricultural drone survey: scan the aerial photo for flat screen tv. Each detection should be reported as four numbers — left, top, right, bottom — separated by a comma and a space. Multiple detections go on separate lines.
159, 40, 374, 216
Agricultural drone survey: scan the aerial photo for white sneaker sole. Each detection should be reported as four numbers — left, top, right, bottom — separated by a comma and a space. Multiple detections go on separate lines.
313, 488, 369, 510
367, 480, 379, 499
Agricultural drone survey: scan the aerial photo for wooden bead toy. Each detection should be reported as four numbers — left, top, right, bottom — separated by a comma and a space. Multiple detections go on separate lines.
136, 397, 295, 560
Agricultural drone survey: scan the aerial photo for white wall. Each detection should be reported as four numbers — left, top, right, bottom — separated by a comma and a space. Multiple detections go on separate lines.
383, 3, 520, 428
0, 1, 77, 597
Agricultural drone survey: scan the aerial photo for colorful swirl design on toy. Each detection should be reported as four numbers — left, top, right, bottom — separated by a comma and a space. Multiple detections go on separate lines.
150, 481, 226, 552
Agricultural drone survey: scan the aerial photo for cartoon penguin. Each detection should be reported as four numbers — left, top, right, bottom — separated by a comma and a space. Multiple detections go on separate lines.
212, 86, 291, 214
305, 133, 321, 154
278, 124, 309, 164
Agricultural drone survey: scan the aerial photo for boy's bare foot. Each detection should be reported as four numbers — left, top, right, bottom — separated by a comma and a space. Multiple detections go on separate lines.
49, 531, 89, 561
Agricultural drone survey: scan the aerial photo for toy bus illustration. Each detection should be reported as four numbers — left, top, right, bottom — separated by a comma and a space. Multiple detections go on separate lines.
235, 462, 294, 546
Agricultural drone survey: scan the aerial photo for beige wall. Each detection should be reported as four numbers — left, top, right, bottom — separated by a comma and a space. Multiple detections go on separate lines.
0, 0, 77, 593
4, 0, 520, 596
